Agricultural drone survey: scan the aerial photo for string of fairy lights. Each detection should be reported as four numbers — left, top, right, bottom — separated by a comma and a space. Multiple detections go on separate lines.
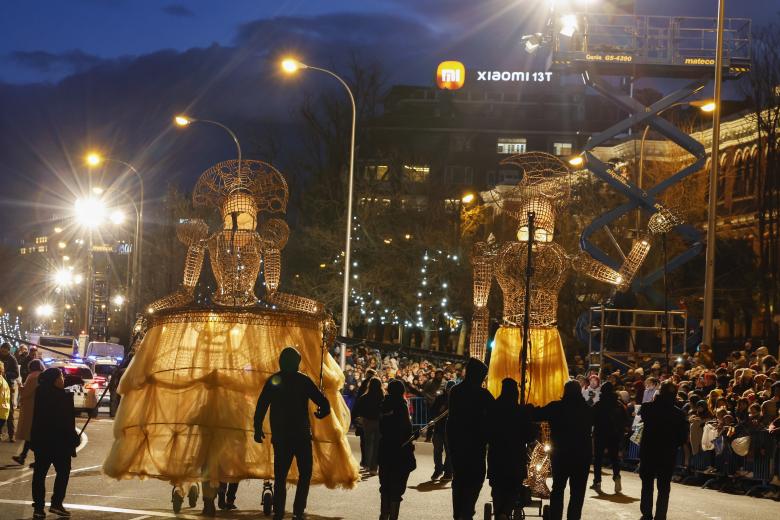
319, 215, 464, 332
0, 311, 22, 347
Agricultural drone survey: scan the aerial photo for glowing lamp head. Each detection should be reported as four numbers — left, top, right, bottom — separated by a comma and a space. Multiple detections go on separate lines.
568, 156, 584, 167
461, 193, 476, 204
35, 304, 54, 318
281, 58, 304, 74
85, 152, 103, 167
699, 101, 717, 113
53, 268, 73, 287
74, 196, 107, 228
112, 294, 125, 306
174, 115, 192, 127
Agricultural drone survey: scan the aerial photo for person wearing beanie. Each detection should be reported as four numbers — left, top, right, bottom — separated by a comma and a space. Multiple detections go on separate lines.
590, 382, 630, 494
533, 380, 594, 520
377, 379, 416, 520
254, 347, 331, 520
638, 381, 689, 520
447, 357, 494, 520
30, 367, 79, 519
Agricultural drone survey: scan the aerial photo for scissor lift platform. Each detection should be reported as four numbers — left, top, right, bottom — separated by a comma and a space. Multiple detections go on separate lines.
550, 14, 751, 78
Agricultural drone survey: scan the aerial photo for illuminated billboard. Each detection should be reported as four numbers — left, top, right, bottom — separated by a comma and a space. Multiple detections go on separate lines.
436, 60, 553, 89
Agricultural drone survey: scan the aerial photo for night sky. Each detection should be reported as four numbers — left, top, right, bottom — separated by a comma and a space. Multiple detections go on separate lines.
1, 0, 778, 235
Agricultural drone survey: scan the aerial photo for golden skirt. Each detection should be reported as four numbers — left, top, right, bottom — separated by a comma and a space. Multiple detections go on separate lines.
102, 308, 359, 489
487, 326, 569, 407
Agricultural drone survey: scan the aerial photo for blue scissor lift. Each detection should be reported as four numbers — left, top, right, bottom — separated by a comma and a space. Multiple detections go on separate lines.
551, 13, 751, 370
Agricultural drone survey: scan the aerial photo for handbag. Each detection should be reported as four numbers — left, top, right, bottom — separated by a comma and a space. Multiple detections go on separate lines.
731, 436, 750, 457
630, 423, 643, 445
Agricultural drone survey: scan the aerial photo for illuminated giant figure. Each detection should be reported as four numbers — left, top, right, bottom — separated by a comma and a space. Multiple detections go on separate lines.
104, 160, 359, 489
470, 153, 650, 406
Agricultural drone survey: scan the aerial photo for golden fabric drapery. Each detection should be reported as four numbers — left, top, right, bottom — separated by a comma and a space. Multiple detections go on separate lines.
487, 326, 569, 407
103, 309, 360, 489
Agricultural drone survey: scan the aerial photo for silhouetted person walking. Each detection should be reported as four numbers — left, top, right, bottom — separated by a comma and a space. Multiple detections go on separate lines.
638, 381, 688, 520
378, 379, 416, 520
487, 378, 535, 520
354, 377, 384, 475
254, 347, 330, 520
447, 358, 494, 520
591, 381, 630, 493
30, 368, 79, 519
533, 380, 593, 520
431, 380, 455, 480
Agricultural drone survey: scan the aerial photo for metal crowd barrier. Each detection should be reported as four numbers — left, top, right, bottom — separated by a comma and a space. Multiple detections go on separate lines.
408, 396, 429, 429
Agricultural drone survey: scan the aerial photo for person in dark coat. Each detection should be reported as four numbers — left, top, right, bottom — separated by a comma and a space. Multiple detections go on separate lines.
431, 380, 455, 480
30, 367, 79, 519
638, 381, 689, 520
355, 368, 377, 467
487, 378, 535, 520
353, 377, 384, 474
591, 381, 630, 493
378, 379, 416, 520
447, 357, 494, 520
532, 380, 593, 520
254, 347, 331, 520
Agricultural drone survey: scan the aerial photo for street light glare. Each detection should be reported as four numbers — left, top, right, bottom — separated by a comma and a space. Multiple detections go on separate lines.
461, 193, 476, 204
560, 14, 578, 37
281, 58, 303, 73
85, 152, 103, 167
112, 294, 125, 306
74, 196, 107, 227
110, 209, 126, 225
35, 303, 54, 318
174, 115, 192, 127
568, 156, 584, 167
53, 268, 73, 287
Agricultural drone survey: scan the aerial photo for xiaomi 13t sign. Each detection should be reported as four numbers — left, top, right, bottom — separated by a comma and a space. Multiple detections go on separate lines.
436, 61, 553, 90
436, 61, 466, 90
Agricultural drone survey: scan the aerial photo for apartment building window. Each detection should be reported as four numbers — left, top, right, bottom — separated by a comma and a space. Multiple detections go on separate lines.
496, 138, 526, 154
20, 248, 26, 255
464, 167, 474, 184
404, 165, 429, 183
553, 141, 573, 156
498, 169, 521, 185
35, 236, 48, 244
365, 164, 389, 181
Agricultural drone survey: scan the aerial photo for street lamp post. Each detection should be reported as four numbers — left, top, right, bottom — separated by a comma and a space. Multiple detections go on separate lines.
281, 58, 357, 370
702, 0, 726, 351
86, 154, 145, 326
174, 116, 242, 176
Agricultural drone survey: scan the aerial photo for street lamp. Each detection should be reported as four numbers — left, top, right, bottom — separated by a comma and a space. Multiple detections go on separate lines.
281, 57, 357, 370
173, 115, 242, 176
85, 152, 145, 329
703, 0, 727, 351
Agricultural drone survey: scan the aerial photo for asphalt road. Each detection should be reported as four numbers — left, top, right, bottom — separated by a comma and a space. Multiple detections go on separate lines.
0, 413, 777, 520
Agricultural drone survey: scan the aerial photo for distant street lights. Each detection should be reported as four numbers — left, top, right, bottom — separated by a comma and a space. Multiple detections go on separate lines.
85, 153, 145, 326
281, 57, 357, 370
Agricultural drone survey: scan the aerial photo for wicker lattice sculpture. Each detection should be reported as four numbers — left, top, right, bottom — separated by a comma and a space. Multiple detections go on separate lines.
472, 153, 650, 405
148, 160, 320, 313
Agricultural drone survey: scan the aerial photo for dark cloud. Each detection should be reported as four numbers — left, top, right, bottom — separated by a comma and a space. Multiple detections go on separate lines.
161, 4, 195, 18
9, 49, 104, 73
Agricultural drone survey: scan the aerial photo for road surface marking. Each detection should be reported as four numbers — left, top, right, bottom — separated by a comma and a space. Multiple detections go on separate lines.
128, 516, 151, 520
0, 469, 33, 487
0, 499, 201, 519
3, 464, 103, 486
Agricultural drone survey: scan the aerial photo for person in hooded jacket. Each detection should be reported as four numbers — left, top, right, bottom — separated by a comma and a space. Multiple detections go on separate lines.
430, 380, 455, 480
30, 367, 79, 519
487, 378, 535, 520
638, 381, 689, 520
532, 380, 593, 520
590, 381, 630, 493
447, 357, 494, 520
377, 378, 416, 520
254, 347, 331, 520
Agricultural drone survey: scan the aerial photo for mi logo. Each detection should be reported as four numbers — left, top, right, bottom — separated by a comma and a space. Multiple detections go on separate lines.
436, 61, 465, 90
